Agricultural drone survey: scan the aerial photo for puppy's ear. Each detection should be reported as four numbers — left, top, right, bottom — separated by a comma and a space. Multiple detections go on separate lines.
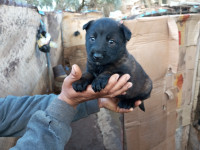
120, 24, 132, 41
83, 20, 94, 30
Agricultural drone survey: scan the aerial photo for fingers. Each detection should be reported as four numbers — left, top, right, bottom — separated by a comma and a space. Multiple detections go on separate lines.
135, 100, 142, 107
109, 74, 131, 94
82, 74, 119, 96
117, 107, 133, 113
104, 74, 132, 97
65, 64, 82, 84
110, 82, 132, 97
103, 74, 120, 91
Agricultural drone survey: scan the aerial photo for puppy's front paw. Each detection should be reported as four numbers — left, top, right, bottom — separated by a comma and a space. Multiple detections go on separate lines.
92, 76, 110, 92
72, 79, 90, 92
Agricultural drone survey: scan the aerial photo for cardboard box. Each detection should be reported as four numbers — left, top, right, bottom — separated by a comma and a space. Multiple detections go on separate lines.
123, 14, 200, 150
124, 16, 179, 150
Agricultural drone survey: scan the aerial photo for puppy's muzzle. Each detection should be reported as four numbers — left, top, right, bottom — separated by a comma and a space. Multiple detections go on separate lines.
93, 53, 104, 60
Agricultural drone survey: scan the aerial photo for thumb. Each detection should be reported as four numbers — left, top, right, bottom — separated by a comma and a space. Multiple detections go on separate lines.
66, 64, 82, 83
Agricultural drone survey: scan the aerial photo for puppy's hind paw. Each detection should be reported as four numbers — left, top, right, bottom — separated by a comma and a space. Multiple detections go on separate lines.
118, 100, 133, 109
72, 80, 90, 92
92, 76, 109, 92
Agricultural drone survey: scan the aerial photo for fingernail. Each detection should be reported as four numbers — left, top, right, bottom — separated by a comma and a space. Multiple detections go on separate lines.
122, 92, 126, 95
126, 74, 130, 80
72, 65, 76, 75
127, 83, 132, 88
115, 74, 120, 81
130, 108, 133, 111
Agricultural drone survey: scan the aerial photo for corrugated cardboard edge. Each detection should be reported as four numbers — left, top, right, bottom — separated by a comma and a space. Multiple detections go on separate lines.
168, 16, 179, 73
124, 16, 179, 150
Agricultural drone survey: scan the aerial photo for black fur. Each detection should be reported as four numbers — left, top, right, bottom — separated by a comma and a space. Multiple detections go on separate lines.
72, 18, 152, 111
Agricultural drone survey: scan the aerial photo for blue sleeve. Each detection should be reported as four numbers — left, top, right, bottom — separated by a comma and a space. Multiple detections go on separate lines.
73, 99, 100, 121
0, 94, 57, 137
10, 98, 77, 150
0, 94, 99, 138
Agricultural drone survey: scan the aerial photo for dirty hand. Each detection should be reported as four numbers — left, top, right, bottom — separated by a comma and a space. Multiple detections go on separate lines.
58, 64, 133, 108
98, 98, 142, 113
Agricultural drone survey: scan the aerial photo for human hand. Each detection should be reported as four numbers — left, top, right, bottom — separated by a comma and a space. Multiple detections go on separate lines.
98, 98, 142, 113
58, 64, 132, 108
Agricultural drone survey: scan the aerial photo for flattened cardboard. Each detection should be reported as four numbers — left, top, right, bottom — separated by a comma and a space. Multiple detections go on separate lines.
185, 15, 200, 46
125, 88, 176, 150
185, 46, 197, 70
168, 17, 179, 73
63, 45, 87, 71
124, 16, 179, 150
181, 70, 194, 105
176, 15, 189, 46
182, 104, 193, 126
124, 16, 179, 81
174, 73, 184, 108
178, 46, 186, 71
62, 12, 102, 48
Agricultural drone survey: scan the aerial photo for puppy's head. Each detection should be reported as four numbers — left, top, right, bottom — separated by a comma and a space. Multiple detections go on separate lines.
83, 18, 132, 66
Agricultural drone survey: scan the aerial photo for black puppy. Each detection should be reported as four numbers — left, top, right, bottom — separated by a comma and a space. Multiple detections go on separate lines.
72, 18, 152, 111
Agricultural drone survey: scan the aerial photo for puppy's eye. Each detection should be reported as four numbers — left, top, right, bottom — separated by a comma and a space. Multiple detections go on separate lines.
90, 37, 95, 42
108, 40, 115, 45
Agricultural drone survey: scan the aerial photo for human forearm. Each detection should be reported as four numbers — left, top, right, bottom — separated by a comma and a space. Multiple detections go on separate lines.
11, 98, 77, 150
0, 94, 56, 137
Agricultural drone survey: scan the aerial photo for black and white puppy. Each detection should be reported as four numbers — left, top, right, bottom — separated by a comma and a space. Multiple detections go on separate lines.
72, 18, 152, 111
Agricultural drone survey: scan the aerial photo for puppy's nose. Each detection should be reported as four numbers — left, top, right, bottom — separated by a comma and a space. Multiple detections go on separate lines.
93, 53, 103, 60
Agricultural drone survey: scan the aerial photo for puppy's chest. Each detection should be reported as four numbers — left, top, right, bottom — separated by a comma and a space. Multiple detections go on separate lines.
92, 66, 104, 77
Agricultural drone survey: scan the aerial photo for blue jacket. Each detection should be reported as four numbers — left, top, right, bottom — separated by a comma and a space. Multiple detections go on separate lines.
0, 94, 99, 150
